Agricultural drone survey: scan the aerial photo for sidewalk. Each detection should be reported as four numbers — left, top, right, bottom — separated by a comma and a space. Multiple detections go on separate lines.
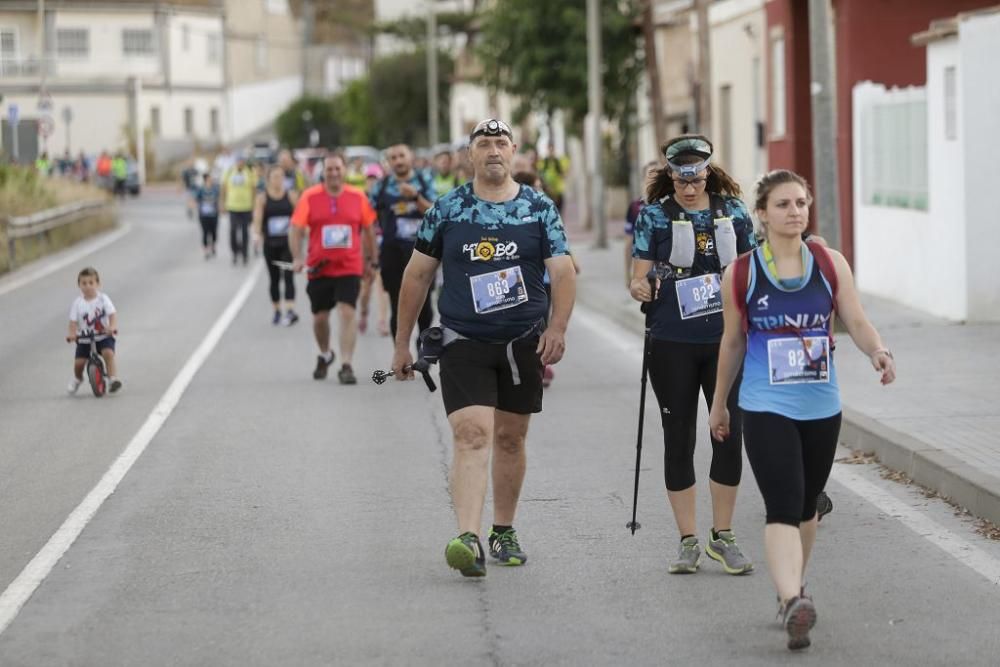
567, 224, 1000, 525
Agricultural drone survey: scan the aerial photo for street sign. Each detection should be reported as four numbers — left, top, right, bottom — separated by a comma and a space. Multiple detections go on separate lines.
38, 116, 54, 138
38, 92, 53, 113
8, 103, 19, 126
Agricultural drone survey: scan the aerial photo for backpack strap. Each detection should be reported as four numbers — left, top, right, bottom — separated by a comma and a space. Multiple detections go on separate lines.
805, 240, 839, 306
730, 250, 753, 334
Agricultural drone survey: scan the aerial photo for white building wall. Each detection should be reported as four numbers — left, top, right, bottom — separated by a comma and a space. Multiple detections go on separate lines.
52, 11, 159, 79
1, 91, 131, 157
709, 0, 766, 199
958, 11, 1000, 321
226, 76, 302, 142
167, 14, 224, 88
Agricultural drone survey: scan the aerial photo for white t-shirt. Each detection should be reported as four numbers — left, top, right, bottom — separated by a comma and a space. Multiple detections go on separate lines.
69, 292, 116, 340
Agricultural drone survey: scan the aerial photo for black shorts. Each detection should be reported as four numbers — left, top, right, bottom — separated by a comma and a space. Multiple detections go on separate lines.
75, 337, 115, 359
306, 276, 361, 313
439, 338, 543, 416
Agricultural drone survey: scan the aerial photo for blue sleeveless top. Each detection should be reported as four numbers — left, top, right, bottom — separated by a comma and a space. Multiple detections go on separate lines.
738, 247, 841, 420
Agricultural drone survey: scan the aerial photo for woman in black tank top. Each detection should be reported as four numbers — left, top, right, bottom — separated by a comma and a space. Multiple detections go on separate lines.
253, 165, 299, 326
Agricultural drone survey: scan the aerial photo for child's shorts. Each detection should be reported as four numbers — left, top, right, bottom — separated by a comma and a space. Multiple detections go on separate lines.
75, 338, 116, 359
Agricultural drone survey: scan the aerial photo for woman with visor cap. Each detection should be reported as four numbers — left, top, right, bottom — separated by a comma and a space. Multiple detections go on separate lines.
629, 134, 758, 575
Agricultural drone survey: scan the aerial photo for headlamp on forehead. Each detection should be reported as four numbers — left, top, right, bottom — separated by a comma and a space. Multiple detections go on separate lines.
470, 118, 513, 143
663, 136, 713, 178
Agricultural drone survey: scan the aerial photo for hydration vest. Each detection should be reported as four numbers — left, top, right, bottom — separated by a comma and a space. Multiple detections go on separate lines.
656, 193, 739, 274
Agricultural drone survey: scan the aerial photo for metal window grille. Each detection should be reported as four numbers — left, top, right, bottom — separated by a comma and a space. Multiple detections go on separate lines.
122, 29, 154, 56
56, 28, 89, 58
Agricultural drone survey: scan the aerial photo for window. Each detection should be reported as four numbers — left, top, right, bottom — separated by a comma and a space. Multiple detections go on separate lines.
181, 24, 190, 52
184, 107, 194, 135
151, 106, 161, 136
769, 33, 786, 139
255, 36, 267, 73
56, 28, 90, 58
210, 107, 219, 135
122, 29, 155, 56
1, 28, 17, 59
207, 33, 221, 65
944, 66, 957, 141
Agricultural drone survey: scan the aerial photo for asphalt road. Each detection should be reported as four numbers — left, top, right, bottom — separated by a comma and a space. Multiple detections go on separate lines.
0, 190, 998, 666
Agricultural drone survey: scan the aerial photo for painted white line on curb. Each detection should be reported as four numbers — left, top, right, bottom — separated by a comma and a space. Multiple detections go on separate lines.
0, 223, 132, 297
0, 265, 261, 636
574, 302, 1000, 587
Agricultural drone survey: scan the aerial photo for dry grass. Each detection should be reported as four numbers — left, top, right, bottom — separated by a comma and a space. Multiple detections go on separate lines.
1, 166, 107, 218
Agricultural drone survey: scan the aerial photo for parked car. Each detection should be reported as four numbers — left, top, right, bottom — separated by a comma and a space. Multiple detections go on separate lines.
343, 145, 381, 166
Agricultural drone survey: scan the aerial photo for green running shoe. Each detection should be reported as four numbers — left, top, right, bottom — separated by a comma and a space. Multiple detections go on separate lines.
488, 528, 527, 566
668, 536, 702, 574
705, 529, 754, 575
445, 532, 486, 577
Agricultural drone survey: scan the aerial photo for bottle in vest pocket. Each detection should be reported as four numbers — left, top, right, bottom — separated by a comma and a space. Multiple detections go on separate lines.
713, 215, 738, 267
669, 218, 695, 268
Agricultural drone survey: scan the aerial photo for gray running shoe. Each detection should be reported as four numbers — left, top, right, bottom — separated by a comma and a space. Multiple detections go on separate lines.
782, 595, 817, 650
668, 536, 701, 574
705, 529, 754, 575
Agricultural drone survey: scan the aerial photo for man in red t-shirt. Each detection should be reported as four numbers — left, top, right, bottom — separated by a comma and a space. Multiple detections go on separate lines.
289, 153, 377, 384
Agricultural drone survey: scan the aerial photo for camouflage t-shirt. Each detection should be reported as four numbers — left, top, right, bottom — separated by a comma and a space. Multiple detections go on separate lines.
416, 182, 570, 341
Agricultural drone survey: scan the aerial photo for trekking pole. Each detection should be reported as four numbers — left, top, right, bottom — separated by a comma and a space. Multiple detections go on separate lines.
627, 268, 658, 535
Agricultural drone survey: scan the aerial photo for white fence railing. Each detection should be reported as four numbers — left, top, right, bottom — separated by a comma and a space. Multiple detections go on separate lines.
853, 82, 929, 211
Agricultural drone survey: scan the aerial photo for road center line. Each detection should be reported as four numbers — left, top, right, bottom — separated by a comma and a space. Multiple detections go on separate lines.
0, 266, 261, 636
573, 303, 1000, 586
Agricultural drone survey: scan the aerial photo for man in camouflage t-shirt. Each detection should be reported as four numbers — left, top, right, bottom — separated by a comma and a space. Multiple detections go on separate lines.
391, 119, 577, 578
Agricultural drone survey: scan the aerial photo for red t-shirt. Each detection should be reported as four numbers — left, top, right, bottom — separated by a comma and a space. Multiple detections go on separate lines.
291, 184, 375, 279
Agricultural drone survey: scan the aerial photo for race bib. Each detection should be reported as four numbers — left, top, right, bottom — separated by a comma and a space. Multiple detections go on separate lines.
230, 173, 245, 186
267, 215, 290, 236
470, 266, 529, 315
396, 217, 421, 241
675, 273, 722, 319
767, 336, 830, 385
199, 201, 217, 216
321, 224, 352, 249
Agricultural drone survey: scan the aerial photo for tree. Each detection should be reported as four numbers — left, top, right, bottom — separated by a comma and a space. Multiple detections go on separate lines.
476, 0, 643, 133
332, 78, 377, 146
275, 96, 342, 149
366, 48, 454, 147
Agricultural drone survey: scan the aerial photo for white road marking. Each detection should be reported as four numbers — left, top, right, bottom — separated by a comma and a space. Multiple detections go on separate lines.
0, 266, 261, 636
573, 302, 1000, 587
0, 223, 132, 297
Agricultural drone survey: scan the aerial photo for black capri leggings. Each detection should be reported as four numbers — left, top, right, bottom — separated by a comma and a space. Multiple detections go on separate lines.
742, 411, 842, 527
647, 338, 743, 492
263, 244, 295, 302
380, 241, 433, 339
199, 216, 218, 247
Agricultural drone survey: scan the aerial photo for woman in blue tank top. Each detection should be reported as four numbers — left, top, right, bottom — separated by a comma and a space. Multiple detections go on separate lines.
709, 170, 896, 651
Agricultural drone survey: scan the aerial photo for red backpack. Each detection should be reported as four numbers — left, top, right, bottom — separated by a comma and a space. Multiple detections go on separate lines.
730, 240, 839, 335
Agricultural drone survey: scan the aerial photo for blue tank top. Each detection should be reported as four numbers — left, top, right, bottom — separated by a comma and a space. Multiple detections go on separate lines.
738, 247, 841, 420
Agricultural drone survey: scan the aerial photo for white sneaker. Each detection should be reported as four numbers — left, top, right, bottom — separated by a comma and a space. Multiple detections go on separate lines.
67, 378, 82, 395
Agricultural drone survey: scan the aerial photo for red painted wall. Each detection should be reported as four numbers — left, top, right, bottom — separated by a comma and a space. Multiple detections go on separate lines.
833, 0, 995, 264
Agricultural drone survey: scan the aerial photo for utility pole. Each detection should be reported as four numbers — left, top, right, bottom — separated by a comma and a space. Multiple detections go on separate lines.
302, 0, 314, 93
695, 0, 711, 133
807, 0, 841, 249
587, 0, 606, 248
427, 2, 439, 147
641, 0, 666, 150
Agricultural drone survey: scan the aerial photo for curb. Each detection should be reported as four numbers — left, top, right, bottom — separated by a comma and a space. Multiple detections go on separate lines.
574, 287, 1000, 526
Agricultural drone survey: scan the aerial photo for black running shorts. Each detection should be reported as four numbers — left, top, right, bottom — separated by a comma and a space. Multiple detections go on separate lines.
306, 276, 361, 313
439, 337, 544, 416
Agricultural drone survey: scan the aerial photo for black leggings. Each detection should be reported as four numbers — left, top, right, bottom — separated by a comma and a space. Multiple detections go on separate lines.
229, 211, 251, 260
199, 216, 218, 247
647, 339, 743, 492
380, 241, 433, 338
263, 244, 295, 302
742, 411, 842, 527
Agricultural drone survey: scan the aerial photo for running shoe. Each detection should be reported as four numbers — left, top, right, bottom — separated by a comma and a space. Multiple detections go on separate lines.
284, 310, 299, 327
705, 529, 754, 575
816, 491, 833, 521
668, 536, 702, 574
313, 352, 334, 380
488, 528, 527, 566
272, 310, 282, 325
445, 532, 486, 577
337, 364, 357, 385
541, 365, 554, 388
781, 595, 817, 650
109, 378, 123, 393
67, 378, 81, 395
